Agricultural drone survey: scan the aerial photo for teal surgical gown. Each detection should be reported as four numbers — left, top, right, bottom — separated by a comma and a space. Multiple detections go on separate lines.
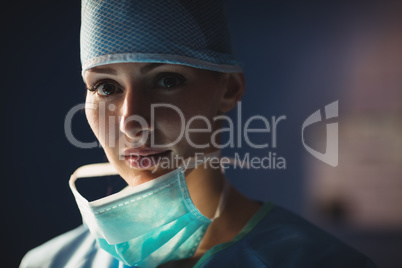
20, 203, 377, 268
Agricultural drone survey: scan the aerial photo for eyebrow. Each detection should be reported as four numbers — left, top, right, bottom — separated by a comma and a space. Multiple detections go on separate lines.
87, 66, 117, 75
87, 63, 165, 75
140, 63, 164, 74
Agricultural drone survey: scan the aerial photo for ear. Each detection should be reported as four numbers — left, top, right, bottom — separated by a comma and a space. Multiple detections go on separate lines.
219, 73, 245, 113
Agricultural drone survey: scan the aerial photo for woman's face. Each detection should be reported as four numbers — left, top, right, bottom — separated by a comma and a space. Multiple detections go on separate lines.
84, 62, 231, 186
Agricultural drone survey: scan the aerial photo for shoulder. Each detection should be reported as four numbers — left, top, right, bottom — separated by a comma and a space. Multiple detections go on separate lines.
20, 225, 115, 268
247, 204, 376, 267
197, 203, 377, 268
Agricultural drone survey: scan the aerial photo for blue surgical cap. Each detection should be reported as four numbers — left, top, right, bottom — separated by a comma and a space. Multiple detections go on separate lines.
80, 0, 242, 75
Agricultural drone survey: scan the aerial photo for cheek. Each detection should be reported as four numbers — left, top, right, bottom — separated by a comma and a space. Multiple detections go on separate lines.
85, 101, 119, 148
151, 107, 184, 144
155, 102, 221, 153
85, 103, 100, 139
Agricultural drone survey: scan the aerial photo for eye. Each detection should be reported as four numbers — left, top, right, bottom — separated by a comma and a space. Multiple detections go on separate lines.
155, 73, 186, 89
87, 80, 121, 96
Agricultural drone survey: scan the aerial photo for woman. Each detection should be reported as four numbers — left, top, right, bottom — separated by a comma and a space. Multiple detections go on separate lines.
21, 0, 376, 267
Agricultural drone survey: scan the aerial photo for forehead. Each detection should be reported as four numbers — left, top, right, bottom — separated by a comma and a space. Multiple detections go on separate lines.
84, 62, 224, 82
86, 63, 162, 76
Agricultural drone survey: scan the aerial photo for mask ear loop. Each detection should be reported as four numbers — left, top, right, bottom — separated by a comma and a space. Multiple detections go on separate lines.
210, 178, 230, 221
208, 155, 251, 221
69, 163, 120, 218
69, 163, 118, 203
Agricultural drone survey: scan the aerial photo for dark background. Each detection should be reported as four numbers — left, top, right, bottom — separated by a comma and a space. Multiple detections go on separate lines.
1, 1, 401, 267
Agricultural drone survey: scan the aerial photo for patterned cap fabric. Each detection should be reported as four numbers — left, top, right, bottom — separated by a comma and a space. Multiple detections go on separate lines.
80, 0, 242, 75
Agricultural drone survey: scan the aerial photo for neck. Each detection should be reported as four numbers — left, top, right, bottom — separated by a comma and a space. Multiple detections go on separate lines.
185, 164, 262, 258
185, 164, 225, 219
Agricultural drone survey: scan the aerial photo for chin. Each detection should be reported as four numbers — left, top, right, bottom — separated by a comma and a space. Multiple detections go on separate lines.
123, 167, 174, 187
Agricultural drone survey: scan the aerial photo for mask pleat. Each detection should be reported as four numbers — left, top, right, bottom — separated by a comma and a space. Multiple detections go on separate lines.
94, 174, 189, 244
123, 215, 209, 267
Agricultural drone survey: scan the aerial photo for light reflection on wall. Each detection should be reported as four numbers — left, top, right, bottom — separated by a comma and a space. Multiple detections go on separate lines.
305, 0, 402, 232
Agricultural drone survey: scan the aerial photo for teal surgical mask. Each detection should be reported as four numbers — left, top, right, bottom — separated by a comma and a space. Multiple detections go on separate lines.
69, 156, 228, 267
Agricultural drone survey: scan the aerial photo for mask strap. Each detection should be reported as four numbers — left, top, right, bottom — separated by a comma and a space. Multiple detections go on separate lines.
179, 151, 230, 222
210, 178, 230, 221
69, 163, 119, 204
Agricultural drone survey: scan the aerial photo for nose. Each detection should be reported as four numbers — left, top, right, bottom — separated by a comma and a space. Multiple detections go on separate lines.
119, 90, 152, 142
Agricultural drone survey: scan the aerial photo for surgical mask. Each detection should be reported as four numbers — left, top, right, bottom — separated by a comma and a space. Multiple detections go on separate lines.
69, 155, 228, 267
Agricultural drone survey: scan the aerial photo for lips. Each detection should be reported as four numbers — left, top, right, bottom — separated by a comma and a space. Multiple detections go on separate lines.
122, 149, 171, 169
